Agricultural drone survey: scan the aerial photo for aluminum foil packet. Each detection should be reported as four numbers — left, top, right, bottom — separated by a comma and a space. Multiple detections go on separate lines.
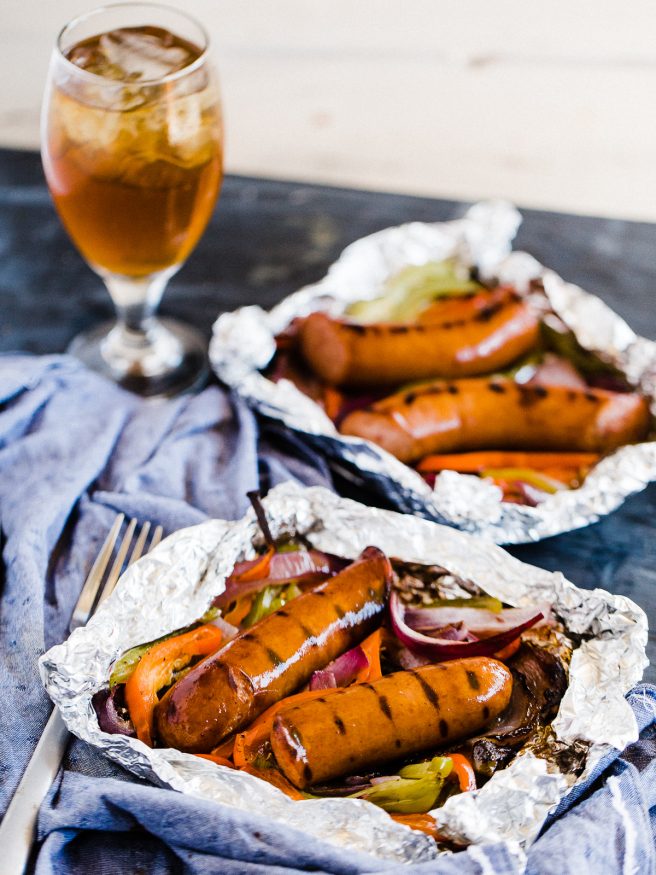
40, 483, 648, 867
209, 200, 656, 544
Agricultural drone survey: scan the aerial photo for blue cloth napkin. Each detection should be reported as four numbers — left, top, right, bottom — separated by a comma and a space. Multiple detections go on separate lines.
1, 354, 655, 875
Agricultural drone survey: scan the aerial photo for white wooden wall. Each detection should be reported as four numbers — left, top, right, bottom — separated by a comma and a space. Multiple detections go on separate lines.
3, 0, 656, 220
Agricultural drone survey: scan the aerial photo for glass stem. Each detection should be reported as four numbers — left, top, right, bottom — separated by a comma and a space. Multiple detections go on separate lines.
104, 268, 175, 338
99, 266, 184, 378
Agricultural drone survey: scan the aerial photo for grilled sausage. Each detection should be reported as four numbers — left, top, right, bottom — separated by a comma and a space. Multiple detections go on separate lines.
298, 292, 539, 388
155, 546, 392, 752
271, 657, 512, 789
340, 377, 651, 464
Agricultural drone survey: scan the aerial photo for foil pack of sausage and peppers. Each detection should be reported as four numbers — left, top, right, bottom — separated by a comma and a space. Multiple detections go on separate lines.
40, 483, 647, 866
210, 200, 656, 544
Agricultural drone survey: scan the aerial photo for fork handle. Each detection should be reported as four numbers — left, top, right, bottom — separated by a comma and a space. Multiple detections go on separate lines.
0, 708, 69, 875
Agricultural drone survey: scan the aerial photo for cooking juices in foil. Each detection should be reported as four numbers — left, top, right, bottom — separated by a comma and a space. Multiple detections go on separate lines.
40, 484, 647, 865
209, 201, 656, 544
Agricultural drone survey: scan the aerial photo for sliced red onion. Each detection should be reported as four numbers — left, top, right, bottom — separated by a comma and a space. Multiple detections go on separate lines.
389, 592, 543, 661
213, 571, 330, 612
207, 614, 239, 640
309, 670, 339, 690
527, 354, 587, 390
392, 644, 432, 670
516, 481, 549, 507
586, 372, 631, 393
404, 604, 552, 640
92, 687, 135, 737
309, 645, 369, 690
214, 549, 348, 611
227, 549, 347, 590
426, 622, 475, 642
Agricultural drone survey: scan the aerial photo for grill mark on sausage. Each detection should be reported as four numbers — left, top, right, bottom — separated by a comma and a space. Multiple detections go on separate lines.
447, 384, 459, 394
334, 716, 346, 735
303, 764, 313, 784
265, 647, 283, 666
475, 301, 505, 323
414, 673, 440, 711
296, 619, 315, 639
402, 385, 445, 405
466, 670, 480, 691
334, 604, 345, 619
439, 719, 449, 738
395, 738, 402, 748
378, 694, 393, 720
483, 705, 490, 720
488, 382, 506, 393
517, 385, 546, 407
359, 683, 395, 723
238, 633, 284, 667
585, 392, 599, 403
342, 323, 367, 335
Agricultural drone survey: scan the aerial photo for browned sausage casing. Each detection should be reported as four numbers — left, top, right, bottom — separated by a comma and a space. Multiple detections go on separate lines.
340, 377, 651, 464
298, 293, 539, 387
155, 546, 392, 752
271, 657, 512, 789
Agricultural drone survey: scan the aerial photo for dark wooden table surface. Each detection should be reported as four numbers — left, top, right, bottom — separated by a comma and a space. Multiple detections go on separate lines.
1, 147, 654, 682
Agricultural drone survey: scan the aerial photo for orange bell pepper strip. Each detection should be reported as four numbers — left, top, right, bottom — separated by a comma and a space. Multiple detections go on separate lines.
233, 547, 275, 582
233, 722, 270, 768
211, 736, 236, 759
449, 753, 476, 792
417, 451, 600, 475
323, 387, 344, 421
222, 594, 256, 628
240, 765, 306, 801
355, 629, 382, 682
494, 637, 522, 661
125, 624, 223, 747
196, 753, 235, 769
390, 813, 442, 840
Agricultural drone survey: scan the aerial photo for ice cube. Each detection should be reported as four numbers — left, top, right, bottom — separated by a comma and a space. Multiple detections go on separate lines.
97, 29, 194, 82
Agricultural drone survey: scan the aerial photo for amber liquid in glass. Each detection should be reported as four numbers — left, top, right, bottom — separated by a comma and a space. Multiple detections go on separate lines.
43, 26, 223, 277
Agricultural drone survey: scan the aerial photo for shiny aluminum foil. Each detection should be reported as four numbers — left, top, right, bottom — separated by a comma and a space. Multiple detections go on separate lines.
40, 483, 648, 864
209, 201, 656, 544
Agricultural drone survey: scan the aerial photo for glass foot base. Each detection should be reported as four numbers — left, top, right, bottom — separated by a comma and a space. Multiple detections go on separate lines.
67, 318, 209, 398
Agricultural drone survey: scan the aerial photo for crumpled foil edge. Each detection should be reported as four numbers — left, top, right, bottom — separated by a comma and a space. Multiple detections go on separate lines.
209, 200, 656, 544
40, 483, 647, 862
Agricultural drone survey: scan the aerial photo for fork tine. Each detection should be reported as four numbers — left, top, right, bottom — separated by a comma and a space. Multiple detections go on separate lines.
149, 525, 164, 551
128, 520, 151, 566
69, 514, 125, 631
97, 517, 138, 606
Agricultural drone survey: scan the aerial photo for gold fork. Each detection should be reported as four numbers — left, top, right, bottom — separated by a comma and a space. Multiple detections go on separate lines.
0, 514, 163, 875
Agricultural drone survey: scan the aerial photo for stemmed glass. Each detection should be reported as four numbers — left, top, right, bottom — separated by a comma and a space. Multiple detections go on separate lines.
41, 3, 223, 396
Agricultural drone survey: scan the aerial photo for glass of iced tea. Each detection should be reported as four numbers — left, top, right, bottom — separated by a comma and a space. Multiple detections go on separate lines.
42, 3, 223, 395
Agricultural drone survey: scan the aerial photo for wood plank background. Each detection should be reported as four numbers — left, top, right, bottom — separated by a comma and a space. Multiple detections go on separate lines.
2, 0, 656, 219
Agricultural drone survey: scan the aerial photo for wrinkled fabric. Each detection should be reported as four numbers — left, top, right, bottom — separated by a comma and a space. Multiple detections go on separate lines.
0, 354, 332, 812
0, 354, 654, 875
